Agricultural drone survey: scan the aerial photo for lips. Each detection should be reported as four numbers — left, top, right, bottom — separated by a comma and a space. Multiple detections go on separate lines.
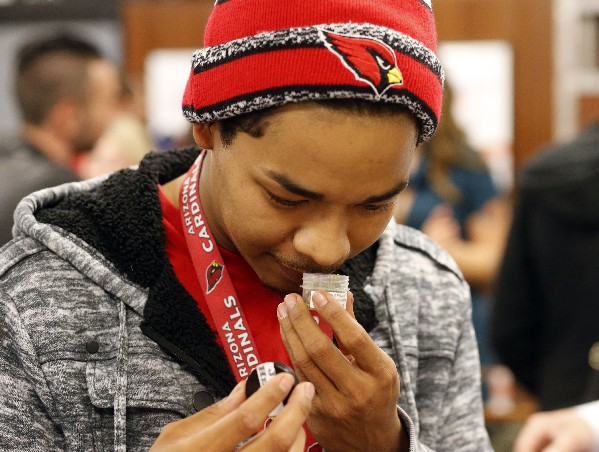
275, 260, 304, 287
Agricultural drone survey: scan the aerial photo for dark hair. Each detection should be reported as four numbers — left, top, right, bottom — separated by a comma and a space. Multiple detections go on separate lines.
218, 99, 414, 147
15, 33, 103, 125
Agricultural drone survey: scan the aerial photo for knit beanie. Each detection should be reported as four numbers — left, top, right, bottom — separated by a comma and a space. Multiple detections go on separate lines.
182, 0, 443, 143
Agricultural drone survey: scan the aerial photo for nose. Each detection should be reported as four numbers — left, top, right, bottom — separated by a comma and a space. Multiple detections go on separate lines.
292, 213, 351, 270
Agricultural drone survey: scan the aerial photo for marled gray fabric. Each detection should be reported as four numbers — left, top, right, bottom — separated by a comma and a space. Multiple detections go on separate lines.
0, 137, 77, 246
0, 171, 491, 451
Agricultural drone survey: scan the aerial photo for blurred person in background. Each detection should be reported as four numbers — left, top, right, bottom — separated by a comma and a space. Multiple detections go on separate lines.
76, 114, 154, 179
0, 32, 121, 245
492, 120, 599, 411
76, 75, 154, 179
514, 400, 599, 452
394, 84, 511, 384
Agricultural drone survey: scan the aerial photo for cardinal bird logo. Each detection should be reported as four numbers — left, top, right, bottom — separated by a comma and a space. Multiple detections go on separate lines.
320, 30, 404, 98
205, 260, 224, 294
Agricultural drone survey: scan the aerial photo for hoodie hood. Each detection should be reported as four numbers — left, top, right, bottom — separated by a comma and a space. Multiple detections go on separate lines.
520, 122, 599, 225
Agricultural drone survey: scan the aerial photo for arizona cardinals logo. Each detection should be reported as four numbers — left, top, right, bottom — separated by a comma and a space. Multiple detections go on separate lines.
205, 260, 224, 294
320, 30, 404, 98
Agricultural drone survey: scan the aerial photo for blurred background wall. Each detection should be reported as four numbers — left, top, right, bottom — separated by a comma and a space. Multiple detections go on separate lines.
0, 0, 597, 175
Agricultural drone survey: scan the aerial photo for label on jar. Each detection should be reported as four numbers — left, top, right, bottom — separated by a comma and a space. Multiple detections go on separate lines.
256, 363, 283, 417
306, 290, 347, 309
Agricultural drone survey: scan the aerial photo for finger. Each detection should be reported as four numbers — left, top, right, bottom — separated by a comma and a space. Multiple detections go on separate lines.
279, 324, 309, 383
288, 426, 307, 452
279, 294, 349, 389
310, 290, 392, 375
513, 415, 553, 452
150, 382, 247, 450
161, 380, 246, 438
184, 373, 296, 450
339, 291, 355, 357
246, 382, 314, 452
346, 290, 355, 318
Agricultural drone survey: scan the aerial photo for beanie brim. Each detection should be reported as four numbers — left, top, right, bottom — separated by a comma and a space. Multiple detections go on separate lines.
183, 23, 444, 143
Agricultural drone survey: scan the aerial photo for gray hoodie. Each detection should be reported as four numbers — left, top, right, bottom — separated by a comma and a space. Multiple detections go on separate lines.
0, 148, 491, 451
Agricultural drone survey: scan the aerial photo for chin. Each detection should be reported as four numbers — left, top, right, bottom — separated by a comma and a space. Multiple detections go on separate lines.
261, 275, 301, 296
266, 282, 301, 296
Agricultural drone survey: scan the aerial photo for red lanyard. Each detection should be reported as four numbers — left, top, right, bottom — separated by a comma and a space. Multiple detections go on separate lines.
179, 150, 261, 381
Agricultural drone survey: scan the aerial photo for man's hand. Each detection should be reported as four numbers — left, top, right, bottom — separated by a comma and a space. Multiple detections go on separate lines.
514, 409, 595, 452
150, 373, 314, 451
277, 291, 407, 452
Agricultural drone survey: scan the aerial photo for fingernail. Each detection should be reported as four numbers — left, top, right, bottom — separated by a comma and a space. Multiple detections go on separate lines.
312, 291, 328, 308
277, 302, 288, 319
279, 374, 294, 393
303, 382, 315, 400
284, 294, 297, 311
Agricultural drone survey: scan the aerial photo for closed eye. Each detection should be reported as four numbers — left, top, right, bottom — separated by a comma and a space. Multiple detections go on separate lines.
266, 191, 307, 208
360, 201, 395, 214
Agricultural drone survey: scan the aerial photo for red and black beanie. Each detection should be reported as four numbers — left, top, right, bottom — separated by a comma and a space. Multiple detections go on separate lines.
182, 0, 443, 143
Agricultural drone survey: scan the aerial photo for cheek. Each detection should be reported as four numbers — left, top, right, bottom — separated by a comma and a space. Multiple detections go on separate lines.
220, 178, 295, 252
348, 211, 394, 253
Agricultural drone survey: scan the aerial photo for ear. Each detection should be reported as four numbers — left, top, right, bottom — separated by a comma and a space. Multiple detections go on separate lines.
192, 123, 215, 150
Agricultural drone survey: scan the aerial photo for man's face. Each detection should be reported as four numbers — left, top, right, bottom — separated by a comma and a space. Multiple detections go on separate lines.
200, 103, 418, 294
72, 59, 121, 152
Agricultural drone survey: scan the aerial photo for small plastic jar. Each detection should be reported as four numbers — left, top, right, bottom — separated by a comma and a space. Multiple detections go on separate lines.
302, 273, 349, 309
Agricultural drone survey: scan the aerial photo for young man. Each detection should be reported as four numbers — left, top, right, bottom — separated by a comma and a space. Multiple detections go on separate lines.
0, 1, 491, 450
0, 33, 121, 245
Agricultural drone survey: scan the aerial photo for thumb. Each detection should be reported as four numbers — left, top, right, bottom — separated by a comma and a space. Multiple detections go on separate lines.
289, 427, 307, 452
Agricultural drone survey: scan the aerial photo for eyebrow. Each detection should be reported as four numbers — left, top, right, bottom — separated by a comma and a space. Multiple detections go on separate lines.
265, 170, 409, 204
361, 179, 409, 203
